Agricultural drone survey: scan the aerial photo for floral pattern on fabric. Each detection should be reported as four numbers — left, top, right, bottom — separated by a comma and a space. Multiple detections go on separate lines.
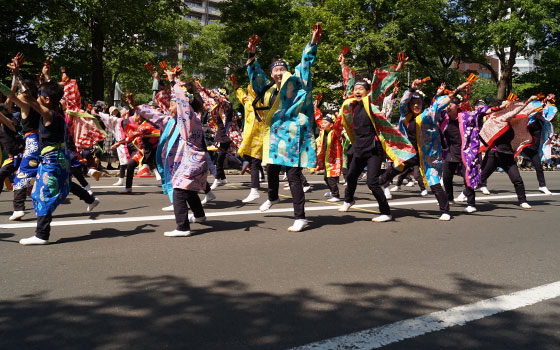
31, 150, 70, 216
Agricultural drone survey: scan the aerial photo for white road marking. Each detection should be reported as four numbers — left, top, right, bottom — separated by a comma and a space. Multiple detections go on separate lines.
289, 281, 560, 349
1, 193, 557, 230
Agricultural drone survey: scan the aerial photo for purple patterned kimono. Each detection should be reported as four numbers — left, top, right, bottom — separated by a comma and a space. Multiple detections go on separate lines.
440, 106, 489, 189
167, 83, 208, 192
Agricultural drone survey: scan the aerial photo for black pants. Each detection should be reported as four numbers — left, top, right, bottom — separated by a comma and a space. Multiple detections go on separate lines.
395, 165, 425, 190
36, 214, 53, 240
35, 182, 94, 241
523, 147, 546, 187
173, 188, 205, 231
380, 156, 449, 215
70, 181, 95, 204
480, 149, 527, 203
13, 188, 26, 211
344, 154, 390, 215
267, 164, 305, 219
72, 166, 89, 187
324, 176, 340, 198
443, 161, 475, 206
0, 162, 17, 194
244, 156, 262, 189
119, 164, 126, 178
125, 159, 139, 189
216, 142, 231, 180
479, 153, 488, 187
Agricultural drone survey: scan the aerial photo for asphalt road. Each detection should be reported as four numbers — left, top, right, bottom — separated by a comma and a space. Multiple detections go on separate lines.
1, 171, 559, 350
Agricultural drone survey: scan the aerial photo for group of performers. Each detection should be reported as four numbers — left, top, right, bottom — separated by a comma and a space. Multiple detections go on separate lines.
0, 25, 557, 245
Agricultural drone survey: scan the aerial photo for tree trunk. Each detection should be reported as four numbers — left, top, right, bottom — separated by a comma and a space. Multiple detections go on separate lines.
91, 18, 105, 102
497, 46, 518, 100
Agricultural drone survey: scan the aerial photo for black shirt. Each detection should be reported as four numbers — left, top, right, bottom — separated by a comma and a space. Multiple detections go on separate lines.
494, 125, 514, 154
349, 101, 381, 157
0, 117, 24, 155
406, 116, 418, 151
444, 118, 462, 162
39, 111, 66, 149
527, 118, 542, 150
21, 109, 41, 134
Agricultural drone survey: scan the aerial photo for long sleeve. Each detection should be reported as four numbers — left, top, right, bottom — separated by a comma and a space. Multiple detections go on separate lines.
247, 59, 271, 98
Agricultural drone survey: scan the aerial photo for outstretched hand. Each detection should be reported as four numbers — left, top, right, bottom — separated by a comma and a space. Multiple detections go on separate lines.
411, 79, 422, 89
395, 57, 408, 72
311, 24, 322, 45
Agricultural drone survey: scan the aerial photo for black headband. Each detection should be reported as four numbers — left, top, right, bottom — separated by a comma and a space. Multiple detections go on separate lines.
270, 60, 288, 72
354, 81, 370, 90
323, 115, 334, 124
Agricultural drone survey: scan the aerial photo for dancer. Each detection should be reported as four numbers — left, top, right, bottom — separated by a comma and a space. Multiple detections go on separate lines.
160, 71, 209, 237
337, 56, 413, 222
379, 79, 470, 221
522, 94, 557, 195
441, 97, 490, 213
479, 95, 540, 209
231, 75, 265, 203
314, 106, 343, 202
247, 26, 320, 232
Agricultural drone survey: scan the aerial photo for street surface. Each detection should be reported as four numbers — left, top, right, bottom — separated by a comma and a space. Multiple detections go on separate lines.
1, 172, 559, 349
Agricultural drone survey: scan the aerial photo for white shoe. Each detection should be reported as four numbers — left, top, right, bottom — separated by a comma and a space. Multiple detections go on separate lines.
112, 177, 124, 186
84, 184, 93, 195
86, 198, 100, 212
188, 215, 207, 223
464, 206, 477, 213
283, 183, 290, 190
520, 202, 532, 210
390, 185, 401, 192
384, 186, 393, 200
406, 181, 415, 187
19, 236, 48, 245
242, 189, 260, 203
455, 192, 467, 202
420, 189, 428, 197
372, 214, 392, 222
480, 186, 490, 195
260, 199, 280, 212
288, 219, 309, 232
338, 201, 355, 212
539, 187, 552, 195
439, 213, 451, 221
161, 205, 174, 212
163, 230, 191, 237
303, 185, 311, 193
327, 197, 341, 202
87, 168, 102, 181
324, 191, 332, 198
119, 187, 132, 194
154, 170, 162, 181
210, 179, 220, 190
9, 211, 26, 221
282, 173, 288, 181
201, 191, 216, 205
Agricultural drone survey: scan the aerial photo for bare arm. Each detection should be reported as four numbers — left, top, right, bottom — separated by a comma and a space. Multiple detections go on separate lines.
0, 111, 16, 132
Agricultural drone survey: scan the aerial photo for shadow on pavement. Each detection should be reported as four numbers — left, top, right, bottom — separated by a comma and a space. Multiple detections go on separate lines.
1, 274, 558, 350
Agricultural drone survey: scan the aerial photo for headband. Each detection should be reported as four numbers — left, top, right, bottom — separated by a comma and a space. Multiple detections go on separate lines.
270, 60, 288, 72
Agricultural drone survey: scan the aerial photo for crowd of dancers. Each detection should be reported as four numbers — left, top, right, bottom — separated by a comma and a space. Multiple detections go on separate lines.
0, 25, 557, 245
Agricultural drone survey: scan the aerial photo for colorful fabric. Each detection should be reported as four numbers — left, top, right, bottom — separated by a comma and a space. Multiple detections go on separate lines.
63, 80, 81, 111
156, 117, 178, 202
154, 87, 171, 114
440, 106, 490, 189
342, 64, 356, 99
236, 86, 265, 159
13, 132, 40, 191
479, 102, 540, 157
314, 108, 343, 177
247, 41, 318, 168
400, 91, 449, 187
165, 83, 208, 192
527, 101, 557, 161
98, 113, 132, 165
65, 110, 107, 153
31, 150, 70, 216
340, 67, 415, 171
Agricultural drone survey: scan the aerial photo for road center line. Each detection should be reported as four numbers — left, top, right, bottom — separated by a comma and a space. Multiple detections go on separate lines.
1, 192, 557, 229
289, 280, 560, 349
